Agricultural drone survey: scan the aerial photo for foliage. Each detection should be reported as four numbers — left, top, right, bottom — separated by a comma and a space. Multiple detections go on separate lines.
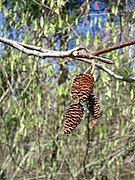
0, 0, 135, 179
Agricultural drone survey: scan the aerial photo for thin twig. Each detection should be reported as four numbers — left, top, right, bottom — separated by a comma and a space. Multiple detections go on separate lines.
0, 88, 10, 103
32, 0, 59, 16
67, 23, 81, 40
53, 137, 75, 180
76, 57, 135, 82
92, 39, 135, 56
74, 145, 134, 178
83, 60, 95, 74
83, 113, 91, 178
72, 50, 113, 64
90, 60, 95, 74
95, 62, 135, 82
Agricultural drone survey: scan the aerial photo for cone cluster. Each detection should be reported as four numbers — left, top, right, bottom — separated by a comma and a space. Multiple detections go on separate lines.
64, 73, 101, 134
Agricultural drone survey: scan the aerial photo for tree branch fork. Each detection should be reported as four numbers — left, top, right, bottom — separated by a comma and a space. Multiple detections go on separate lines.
0, 37, 135, 82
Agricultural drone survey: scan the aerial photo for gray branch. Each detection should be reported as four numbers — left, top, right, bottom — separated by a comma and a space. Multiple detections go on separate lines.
0, 37, 112, 63
0, 37, 134, 82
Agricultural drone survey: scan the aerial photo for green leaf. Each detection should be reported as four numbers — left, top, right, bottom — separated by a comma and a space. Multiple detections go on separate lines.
58, 16, 62, 28
130, 89, 134, 100
40, 16, 44, 28
44, 24, 48, 36
57, 85, 63, 96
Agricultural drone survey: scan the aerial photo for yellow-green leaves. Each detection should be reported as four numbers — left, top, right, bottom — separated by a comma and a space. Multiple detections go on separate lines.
130, 89, 134, 100
58, 16, 62, 28
40, 16, 44, 29
112, 4, 118, 15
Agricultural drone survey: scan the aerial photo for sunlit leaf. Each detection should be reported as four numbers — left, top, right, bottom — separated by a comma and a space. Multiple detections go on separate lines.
40, 16, 44, 28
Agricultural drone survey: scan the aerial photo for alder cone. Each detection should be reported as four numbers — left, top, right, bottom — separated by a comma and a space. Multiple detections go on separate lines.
87, 93, 101, 119
71, 74, 94, 102
64, 103, 84, 134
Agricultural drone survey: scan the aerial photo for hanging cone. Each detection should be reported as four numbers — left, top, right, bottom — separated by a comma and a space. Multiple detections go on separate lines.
64, 103, 84, 134
71, 74, 94, 102
87, 93, 101, 119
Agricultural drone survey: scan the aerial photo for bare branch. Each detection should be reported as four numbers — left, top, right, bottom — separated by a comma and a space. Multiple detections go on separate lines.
93, 39, 135, 55
0, 37, 112, 64
0, 37, 134, 82
18, 42, 46, 52
14, 38, 135, 63
76, 57, 135, 82
0, 37, 84, 57
95, 62, 135, 82
73, 51, 113, 64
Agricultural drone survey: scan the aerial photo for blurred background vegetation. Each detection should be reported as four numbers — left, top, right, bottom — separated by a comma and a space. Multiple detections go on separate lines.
0, 0, 135, 179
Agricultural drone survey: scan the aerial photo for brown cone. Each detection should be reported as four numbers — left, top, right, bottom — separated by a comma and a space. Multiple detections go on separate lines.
71, 74, 94, 102
87, 93, 101, 119
64, 103, 84, 134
